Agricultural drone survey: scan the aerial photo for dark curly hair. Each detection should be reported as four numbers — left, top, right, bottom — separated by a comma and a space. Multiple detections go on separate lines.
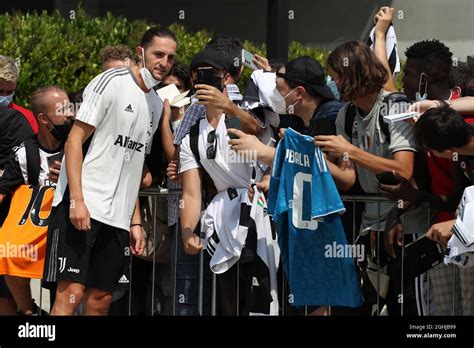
452, 61, 474, 96
405, 39, 453, 85
164, 61, 193, 92
206, 36, 243, 79
413, 102, 472, 151
99, 45, 135, 66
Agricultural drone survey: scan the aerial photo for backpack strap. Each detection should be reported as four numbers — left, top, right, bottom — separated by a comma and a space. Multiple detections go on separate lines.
24, 137, 41, 186
189, 121, 201, 165
379, 92, 411, 143
188, 118, 217, 206
344, 103, 357, 143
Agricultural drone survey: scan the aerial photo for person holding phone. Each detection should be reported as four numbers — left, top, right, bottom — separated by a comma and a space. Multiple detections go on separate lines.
171, 37, 261, 154
179, 49, 273, 315
380, 40, 474, 316
404, 104, 474, 314
0, 86, 73, 315
166, 38, 263, 188
314, 41, 429, 316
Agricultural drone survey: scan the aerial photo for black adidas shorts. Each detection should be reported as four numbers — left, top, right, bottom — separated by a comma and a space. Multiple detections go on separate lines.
52, 200, 131, 292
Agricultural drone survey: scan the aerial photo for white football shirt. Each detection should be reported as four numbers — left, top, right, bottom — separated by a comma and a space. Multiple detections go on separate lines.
53, 67, 163, 230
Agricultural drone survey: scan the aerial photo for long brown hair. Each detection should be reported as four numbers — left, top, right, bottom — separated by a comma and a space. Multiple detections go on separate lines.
327, 41, 388, 101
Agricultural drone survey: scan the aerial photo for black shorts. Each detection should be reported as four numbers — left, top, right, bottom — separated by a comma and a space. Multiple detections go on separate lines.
0, 195, 13, 298
52, 200, 131, 292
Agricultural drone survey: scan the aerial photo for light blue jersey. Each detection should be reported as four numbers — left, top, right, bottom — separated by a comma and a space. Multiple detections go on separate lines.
267, 127, 362, 307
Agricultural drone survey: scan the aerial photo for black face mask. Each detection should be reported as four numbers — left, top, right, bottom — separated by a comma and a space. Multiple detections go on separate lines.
50, 120, 73, 142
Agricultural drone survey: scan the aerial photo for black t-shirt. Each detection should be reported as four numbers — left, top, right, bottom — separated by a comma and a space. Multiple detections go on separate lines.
0, 108, 35, 225
0, 108, 35, 170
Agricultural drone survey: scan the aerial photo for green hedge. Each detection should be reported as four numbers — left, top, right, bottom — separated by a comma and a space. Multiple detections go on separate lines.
0, 7, 333, 108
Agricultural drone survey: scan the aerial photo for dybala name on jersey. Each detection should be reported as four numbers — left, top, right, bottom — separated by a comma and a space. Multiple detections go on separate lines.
284, 149, 310, 168
113, 134, 144, 152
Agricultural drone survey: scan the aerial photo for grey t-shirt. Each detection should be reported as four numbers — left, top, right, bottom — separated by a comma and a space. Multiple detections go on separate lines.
336, 90, 430, 233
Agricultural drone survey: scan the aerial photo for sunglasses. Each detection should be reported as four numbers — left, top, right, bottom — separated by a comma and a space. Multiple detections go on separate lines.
206, 130, 217, 159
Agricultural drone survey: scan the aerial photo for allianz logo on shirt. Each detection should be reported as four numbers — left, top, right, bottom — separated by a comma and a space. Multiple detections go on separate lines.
114, 135, 144, 152
124, 104, 134, 113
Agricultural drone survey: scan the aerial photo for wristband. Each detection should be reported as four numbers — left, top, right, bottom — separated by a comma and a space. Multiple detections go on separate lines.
130, 223, 142, 228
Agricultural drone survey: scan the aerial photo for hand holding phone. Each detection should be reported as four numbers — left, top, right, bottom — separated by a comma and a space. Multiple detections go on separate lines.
242, 49, 259, 70
404, 236, 444, 277
47, 152, 63, 184
225, 116, 241, 139
376, 171, 400, 186
196, 67, 216, 87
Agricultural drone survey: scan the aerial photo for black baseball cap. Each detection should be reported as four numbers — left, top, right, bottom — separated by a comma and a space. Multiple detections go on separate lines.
191, 49, 226, 71
278, 56, 334, 100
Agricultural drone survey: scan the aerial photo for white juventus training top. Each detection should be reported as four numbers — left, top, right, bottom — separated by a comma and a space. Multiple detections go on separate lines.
53, 67, 163, 230
446, 185, 474, 268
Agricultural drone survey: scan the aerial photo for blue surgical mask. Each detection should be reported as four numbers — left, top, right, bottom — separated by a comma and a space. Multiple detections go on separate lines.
326, 76, 340, 100
0, 93, 14, 107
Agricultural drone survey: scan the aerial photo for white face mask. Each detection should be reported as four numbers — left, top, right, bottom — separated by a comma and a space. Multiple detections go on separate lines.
139, 47, 161, 89
269, 87, 298, 115
171, 118, 182, 132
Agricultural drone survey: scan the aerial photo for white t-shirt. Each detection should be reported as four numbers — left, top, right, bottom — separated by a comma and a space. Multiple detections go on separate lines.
53, 67, 163, 230
179, 113, 266, 192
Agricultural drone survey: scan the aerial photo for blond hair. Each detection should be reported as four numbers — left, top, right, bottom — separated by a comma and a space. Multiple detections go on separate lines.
0, 56, 19, 82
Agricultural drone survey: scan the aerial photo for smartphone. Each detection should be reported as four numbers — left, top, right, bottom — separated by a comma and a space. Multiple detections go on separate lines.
404, 236, 444, 278
47, 152, 63, 169
313, 118, 335, 136
225, 116, 241, 139
376, 171, 399, 185
196, 67, 216, 86
242, 49, 259, 70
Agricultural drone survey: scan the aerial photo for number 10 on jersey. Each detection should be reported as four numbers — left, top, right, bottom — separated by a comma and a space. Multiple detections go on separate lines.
292, 172, 318, 230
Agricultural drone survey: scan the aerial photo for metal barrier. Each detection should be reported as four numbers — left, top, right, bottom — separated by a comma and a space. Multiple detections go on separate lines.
137, 188, 182, 316
31, 191, 464, 316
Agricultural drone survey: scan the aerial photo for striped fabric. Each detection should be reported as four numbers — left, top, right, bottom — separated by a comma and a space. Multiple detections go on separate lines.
367, 25, 401, 77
